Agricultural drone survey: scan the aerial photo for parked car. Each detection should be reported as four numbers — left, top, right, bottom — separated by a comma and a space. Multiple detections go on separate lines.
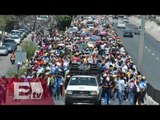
0, 45, 8, 56
11, 30, 23, 40
117, 21, 126, 29
18, 29, 28, 38
10, 35, 21, 45
20, 26, 31, 34
123, 29, 133, 38
2, 43, 17, 53
3, 38, 17, 47
18, 30, 25, 39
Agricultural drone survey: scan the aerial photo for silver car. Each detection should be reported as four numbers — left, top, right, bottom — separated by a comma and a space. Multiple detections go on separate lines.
0, 45, 8, 56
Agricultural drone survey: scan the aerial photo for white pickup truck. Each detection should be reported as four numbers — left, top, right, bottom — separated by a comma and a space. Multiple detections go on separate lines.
64, 75, 102, 105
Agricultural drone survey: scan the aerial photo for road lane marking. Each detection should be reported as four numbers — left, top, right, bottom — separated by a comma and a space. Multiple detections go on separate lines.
148, 49, 151, 52
145, 46, 147, 49
152, 53, 155, 56
156, 57, 159, 60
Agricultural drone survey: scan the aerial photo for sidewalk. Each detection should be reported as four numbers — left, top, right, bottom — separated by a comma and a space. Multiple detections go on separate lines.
128, 16, 160, 42
145, 94, 159, 105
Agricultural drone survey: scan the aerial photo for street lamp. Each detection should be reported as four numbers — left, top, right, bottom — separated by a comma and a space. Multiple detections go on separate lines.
138, 15, 145, 72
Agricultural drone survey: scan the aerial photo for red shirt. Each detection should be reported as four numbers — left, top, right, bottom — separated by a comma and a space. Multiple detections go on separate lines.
10, 53, 15, 59
39, 51, 44, 56
72, 57, 81, 62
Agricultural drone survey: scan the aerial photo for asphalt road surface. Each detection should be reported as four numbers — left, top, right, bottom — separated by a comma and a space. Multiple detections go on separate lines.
54, 96, 130, 105
113, 20, 160, 90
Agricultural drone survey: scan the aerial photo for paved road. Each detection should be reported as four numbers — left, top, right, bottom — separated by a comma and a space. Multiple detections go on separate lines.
0, 34, 32, 76
111, 19, 160, 90
54, 96, 130, 105
54, 95, 158, 105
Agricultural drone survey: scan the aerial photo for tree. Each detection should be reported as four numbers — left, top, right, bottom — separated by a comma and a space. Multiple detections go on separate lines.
56, 15, 72, 31
21, 41, 38, 60
0, 17, 5, 30
0, 15, 16, 35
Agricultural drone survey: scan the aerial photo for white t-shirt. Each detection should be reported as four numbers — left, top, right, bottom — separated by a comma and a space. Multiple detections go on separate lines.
122, 65, 128, 74
37, 67, 44, 74
100, 44, 105, 50
105, 61, 111, 69
63, 60, 70, 67
60, 77, 65, 85
118, 79, 125, 92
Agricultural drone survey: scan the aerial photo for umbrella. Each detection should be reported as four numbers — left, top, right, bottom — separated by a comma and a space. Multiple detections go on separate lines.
90, 35, 101, 41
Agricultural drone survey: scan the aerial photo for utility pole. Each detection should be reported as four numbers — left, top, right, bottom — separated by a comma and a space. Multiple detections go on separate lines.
138, 15, 145, 72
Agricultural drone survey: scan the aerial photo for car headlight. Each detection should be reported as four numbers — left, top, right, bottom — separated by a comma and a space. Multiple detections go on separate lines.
66, 90, 73, 95
90, 91, 98, 96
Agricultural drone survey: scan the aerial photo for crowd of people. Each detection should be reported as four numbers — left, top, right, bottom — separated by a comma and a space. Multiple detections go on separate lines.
0, 15, 147, 105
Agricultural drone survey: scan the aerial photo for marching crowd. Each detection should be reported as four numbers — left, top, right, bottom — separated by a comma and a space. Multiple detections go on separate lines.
0, 15, 147, 105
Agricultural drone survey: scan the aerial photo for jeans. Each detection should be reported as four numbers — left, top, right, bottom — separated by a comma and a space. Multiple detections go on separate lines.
53, 77, 61, 99
129, 91, 135, 105
104, 90, 111, 105
118, 90, 124, 105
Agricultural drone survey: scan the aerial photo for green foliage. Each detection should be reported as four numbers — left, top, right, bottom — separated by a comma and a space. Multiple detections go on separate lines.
0, 16, 5, 30
56, 15, 72, 31
21, 41, 37, 60
0, 15, 15, 30
7, 69, 16, 77
7, 67, 28, 77
156, 20, 160, 26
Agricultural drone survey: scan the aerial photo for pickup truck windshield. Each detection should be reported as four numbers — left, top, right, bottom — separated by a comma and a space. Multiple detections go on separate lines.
69, 77, 97, 86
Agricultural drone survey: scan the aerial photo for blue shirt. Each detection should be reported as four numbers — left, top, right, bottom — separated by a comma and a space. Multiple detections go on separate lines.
139, 80, 147, 89
101, 64, 107, 72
